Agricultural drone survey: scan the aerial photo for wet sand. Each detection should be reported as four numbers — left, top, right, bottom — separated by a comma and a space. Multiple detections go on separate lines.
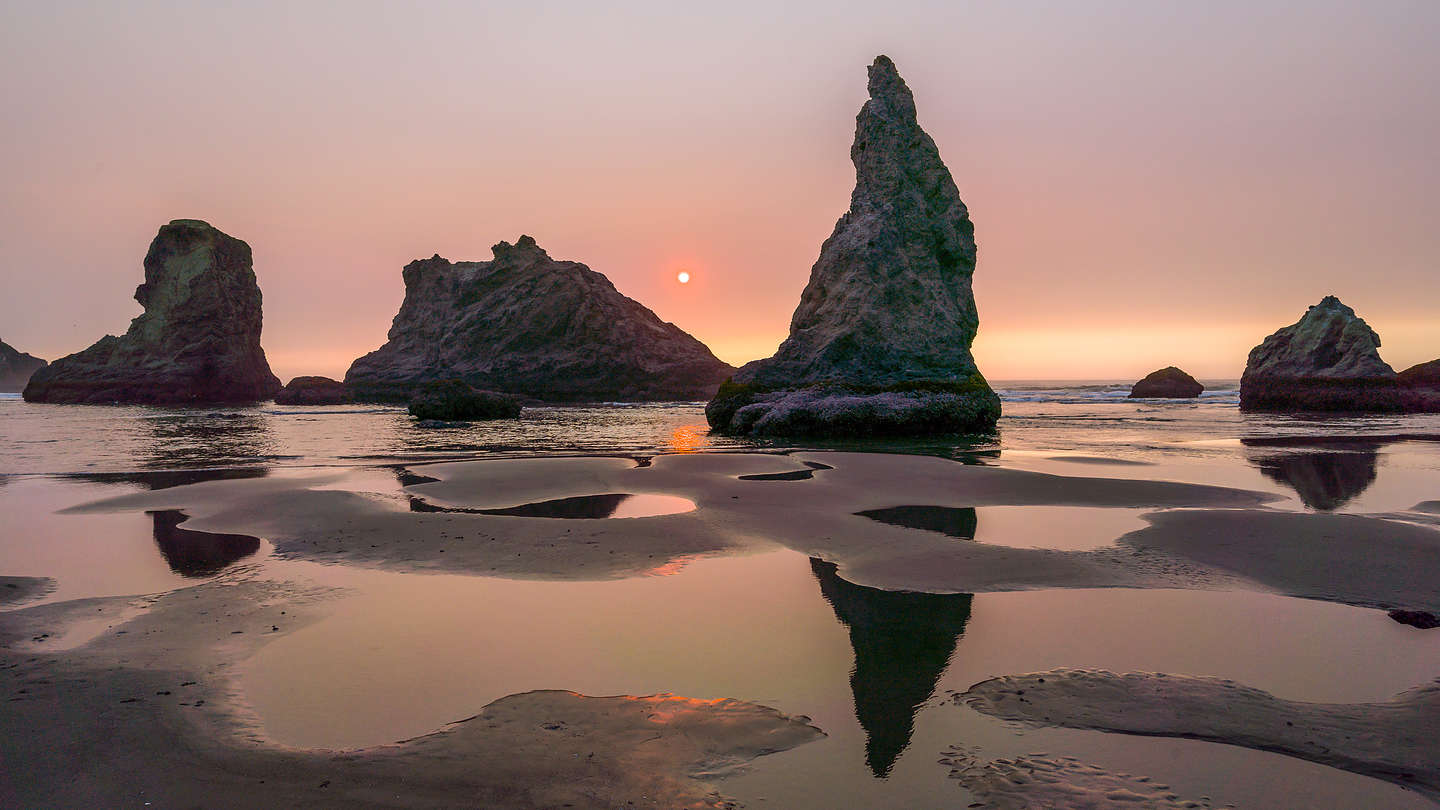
0, 575, 52, 605
0, 573, 821, 809
64, 450, 1440, 612
7, 449, 1440, 806
960, 668, 1440, 802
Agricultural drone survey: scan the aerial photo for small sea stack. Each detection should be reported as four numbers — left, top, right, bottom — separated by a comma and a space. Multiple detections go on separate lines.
1399, 360, 1440, 412
1239, 296, 1402, 412
274, 376, 353, 405
0, 340, 46, 392
22, 220, 281, 405
345, 236, 733, 403
1128, 367, 1203, 398
407, 379, 522, 421
706, 56, 1000, 438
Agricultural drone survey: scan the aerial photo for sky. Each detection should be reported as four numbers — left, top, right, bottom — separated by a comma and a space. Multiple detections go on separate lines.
2, 1, 1436, 382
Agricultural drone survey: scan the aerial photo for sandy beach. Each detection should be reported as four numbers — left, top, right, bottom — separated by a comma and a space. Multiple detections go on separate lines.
6, 436, 1440, 807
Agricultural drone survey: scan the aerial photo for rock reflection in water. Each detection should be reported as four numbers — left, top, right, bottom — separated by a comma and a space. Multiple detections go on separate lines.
1246, 446, 1379, 510
141, 410, 278, 469
409, 493, 696, 519
854, 505, 977, 539
72, 467, 270, 491
809, 558, 973, 778
149, 510, 261, 577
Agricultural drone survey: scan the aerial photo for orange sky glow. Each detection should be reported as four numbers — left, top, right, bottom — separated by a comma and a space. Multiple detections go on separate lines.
2, 2, 1436, 384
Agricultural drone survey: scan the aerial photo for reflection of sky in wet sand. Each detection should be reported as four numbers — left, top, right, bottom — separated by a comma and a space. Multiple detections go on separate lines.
407, 492, 697, 518
858, 504, 1148, 551
235, 550, 1440, 808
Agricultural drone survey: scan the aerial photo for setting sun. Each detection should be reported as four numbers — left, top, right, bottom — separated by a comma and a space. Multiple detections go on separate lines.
677, 271, 690, 284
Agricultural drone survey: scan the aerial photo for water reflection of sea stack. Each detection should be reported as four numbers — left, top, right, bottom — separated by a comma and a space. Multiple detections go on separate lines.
149, 510, 261, 577
1245, 444, 1380, 511
809, 557, 973, 778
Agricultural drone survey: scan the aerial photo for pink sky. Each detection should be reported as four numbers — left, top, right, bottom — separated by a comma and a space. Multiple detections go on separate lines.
3, 1, 1436, 383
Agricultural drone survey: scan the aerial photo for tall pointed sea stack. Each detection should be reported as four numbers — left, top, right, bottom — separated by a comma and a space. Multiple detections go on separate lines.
706, 56, 999, 436
345, 236, 734, 402
23, 220, 281, 404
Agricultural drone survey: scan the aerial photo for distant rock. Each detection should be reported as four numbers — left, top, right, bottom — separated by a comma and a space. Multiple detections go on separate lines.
345, 236, 733, 403
22, 220, 281, 405
274, 376, 352, 405
408, 379, 521, 421
0, 340, 46, 392
1399, 360, 1440, 413
1399, 360, 1440, 388
1239, 296, 1402, 412
706, 56, 999, 437
1128, 367, 1203, 399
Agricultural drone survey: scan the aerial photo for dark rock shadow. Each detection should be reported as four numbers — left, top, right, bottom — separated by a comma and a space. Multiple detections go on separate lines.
71, 467, 270, 491
149, 510, 261, 577
393, 468, 441, 487
855, 505, 977, 539
1246, 447, 1379, 510
408, 493, 660, 519
809, 558, 973, 777
739, 460, 836, 481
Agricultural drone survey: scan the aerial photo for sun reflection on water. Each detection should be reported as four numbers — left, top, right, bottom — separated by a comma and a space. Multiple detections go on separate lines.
668, 424, 708, 453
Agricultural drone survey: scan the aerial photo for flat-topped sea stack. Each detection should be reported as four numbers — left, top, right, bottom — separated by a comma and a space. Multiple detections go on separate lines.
0, 340, 46, 392
706, 56, 1000, 437
23, 220, 281, 405
1239, 297, 1402, 412
274, 376, 353, 405
345, 236, 733, 402
1128, 367, 1203, 399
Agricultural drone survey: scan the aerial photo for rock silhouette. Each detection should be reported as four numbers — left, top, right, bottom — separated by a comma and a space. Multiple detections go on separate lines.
810, 557, 973, 777
1240, 297, 1401, 412
274, 376, 352, 405
0, 340, 46, 392
23, 220, 281, 404
1128, 367, 1203, 398
1399, 360, 1440, 412
707, 56, 999, 437
407, 380, 521, 421
346, 236, 733, 402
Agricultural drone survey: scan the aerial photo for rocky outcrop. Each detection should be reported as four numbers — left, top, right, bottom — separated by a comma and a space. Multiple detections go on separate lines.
345, 237, 733, 402
274, 376, 353, 405
706, 56, 1000, 437
0, 340, 46, 392
1128, 367, 1203, 398
1399, 360, 1440, 388
1239, 297, 1402, 412
22, 220, 281, 405
1400, 360, 1440, 413
408, 380, 521, 421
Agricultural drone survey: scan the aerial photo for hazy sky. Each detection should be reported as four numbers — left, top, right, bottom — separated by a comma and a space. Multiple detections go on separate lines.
2, 1, 1436, 382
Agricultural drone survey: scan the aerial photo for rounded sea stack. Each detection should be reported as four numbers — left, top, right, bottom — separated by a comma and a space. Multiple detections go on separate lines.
1128, 367, 1203, 398
408, 380, 521, 421
1239, 296, 1402, 413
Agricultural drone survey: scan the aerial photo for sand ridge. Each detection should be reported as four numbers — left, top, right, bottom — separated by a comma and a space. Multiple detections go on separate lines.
958, 668, 1440, 802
